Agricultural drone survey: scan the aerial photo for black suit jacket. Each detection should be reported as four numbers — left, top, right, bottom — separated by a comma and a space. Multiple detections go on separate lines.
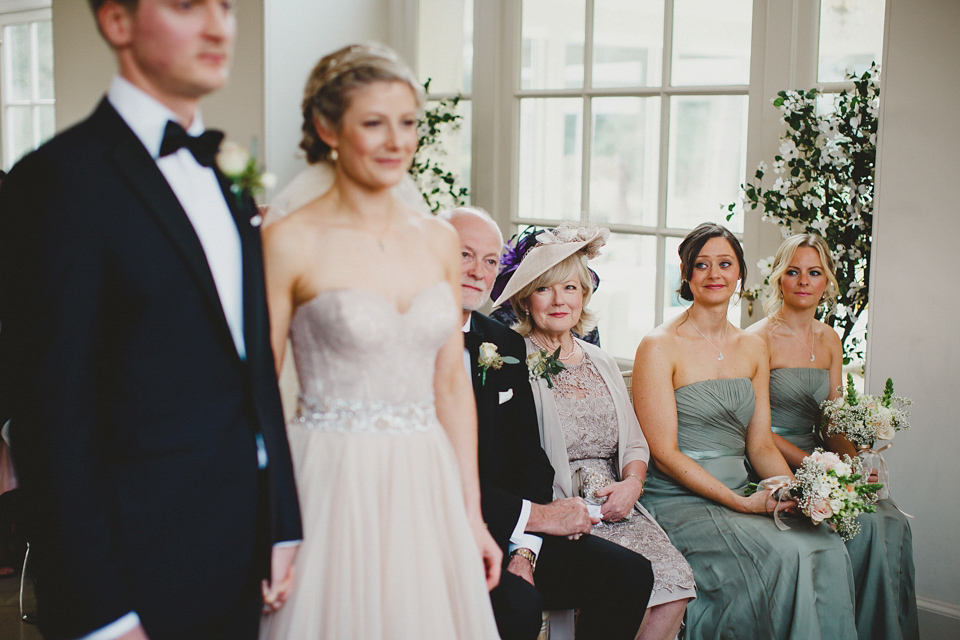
467, 312, 554, 555
0, 99, 301, 638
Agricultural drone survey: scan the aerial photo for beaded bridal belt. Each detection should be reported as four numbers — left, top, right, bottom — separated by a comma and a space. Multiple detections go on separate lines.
293, 395, 439, 436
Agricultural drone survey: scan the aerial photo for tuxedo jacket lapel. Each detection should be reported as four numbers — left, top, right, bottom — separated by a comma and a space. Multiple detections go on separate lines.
94, 100, 240, 360
216, 169, 266, 365
465, 320, 484, 396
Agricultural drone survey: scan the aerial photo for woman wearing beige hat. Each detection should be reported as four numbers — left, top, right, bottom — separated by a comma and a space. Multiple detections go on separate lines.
494, 224, 694, 640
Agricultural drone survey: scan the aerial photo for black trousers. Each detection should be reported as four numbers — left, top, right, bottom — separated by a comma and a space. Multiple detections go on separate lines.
490, 534, 654, 640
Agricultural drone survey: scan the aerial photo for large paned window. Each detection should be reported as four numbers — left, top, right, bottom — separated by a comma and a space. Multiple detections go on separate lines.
817, 0, 885, 84
412, 0, 886, 362
0, 6, 54, 170
416, 0, 474, 199
513, 0, 752, 360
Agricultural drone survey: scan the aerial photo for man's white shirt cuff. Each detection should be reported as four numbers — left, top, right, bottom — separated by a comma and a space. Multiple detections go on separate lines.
274, 539, 301, 549
76, 612, 140, 640
508, 499, 543, 556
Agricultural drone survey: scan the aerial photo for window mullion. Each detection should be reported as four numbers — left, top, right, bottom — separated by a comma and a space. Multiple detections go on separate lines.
580, 0, 595, 222
653, 0, 677, 324
655, 234, 667, 327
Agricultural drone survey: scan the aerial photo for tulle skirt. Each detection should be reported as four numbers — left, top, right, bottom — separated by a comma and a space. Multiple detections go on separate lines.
259, 416, 500, 639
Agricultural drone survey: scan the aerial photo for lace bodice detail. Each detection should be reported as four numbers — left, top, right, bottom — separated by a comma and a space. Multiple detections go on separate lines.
554, 354, 618, 461
289, 282, 457, 407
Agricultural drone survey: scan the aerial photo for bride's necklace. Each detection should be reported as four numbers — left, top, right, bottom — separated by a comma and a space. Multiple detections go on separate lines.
779, 319, 816, 362
688, 315, 728, 361
530, 332, 579, 361
359, 207, 395, 252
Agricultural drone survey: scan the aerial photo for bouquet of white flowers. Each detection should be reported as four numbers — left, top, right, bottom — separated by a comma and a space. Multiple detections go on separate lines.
790, 449, 881, 541
747, 449, 882, 540
820, 374, 912, 449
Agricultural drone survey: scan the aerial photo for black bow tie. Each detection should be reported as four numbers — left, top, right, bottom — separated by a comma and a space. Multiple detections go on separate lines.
159, 120, 224, 167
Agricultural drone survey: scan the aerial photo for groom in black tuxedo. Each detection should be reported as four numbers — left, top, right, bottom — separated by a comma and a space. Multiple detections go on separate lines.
443, 208, 653, 640
0, 2, 301, 639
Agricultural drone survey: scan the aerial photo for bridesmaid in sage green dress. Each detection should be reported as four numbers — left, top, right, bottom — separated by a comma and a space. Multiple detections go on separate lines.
634, 223, 857, 640
748, 232, 918, 640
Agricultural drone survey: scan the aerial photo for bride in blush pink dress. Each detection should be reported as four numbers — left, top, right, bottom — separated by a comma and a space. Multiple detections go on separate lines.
258, 44, 501, 639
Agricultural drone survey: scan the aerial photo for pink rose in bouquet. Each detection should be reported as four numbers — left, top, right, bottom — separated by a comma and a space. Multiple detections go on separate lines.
809, 498, 834, 524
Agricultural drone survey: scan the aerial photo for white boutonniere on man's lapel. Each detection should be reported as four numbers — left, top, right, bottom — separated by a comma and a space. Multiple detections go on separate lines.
216, 141, 277, 212
477, 342, 519, 386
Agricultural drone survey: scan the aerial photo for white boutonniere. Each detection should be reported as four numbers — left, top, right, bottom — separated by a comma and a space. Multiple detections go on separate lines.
216, 141, 277, 205
478, 342, 519, 386
526, 348, 566, 389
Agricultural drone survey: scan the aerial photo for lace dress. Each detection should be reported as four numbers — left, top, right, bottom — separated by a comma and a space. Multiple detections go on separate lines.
553, 355, 696, 606
259, 283, 499, 639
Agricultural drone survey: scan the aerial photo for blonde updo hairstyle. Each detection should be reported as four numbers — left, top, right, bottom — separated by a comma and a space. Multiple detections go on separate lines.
763, 233, 839, 318
509, 255, 598, 338
300, 43, 426, 164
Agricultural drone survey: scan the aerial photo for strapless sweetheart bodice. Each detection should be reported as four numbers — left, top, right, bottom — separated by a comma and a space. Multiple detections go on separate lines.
289, 282, 457, 407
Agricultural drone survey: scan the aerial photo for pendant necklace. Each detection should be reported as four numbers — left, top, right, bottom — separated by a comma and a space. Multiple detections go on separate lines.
530, 333, 579, 361
362, 207, 394, 252
780, 321, 816, 362
688, 316, 727, 361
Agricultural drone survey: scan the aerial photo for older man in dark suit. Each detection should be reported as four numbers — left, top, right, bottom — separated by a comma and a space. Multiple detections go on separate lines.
0, 2, 300, 638
441, 207, 653, 640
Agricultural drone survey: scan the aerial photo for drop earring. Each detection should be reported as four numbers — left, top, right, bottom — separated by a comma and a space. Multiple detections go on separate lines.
330, 149, 339, 162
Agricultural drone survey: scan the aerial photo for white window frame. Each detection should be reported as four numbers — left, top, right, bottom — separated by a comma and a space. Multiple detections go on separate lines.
0, 1, 53, 170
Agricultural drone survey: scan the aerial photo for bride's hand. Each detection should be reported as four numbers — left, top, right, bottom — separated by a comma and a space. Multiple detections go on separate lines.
471, 518, 502, 591
740, 488, 796, 516
596, 479, 642, 522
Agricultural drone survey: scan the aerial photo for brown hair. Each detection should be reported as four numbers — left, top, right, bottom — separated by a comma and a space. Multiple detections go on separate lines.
677, 222, 746, 301
88, 0, 137, 13
300, 43, 426, 164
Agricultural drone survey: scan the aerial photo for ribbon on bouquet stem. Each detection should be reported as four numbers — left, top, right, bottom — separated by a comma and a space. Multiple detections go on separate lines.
757, 475, 795, 531
858, 444, 914, 518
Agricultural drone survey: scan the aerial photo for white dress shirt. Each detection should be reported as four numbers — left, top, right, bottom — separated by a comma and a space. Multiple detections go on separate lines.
462, 317, 542, 558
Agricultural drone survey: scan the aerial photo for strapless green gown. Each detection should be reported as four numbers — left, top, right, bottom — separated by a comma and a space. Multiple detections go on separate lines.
770, 368, 919, 640
642, 378, 857, 640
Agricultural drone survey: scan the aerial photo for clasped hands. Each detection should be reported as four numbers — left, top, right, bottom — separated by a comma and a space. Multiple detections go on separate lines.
528, 496, 598, 542
743, 487, 798, 516
262, 544, 299, 614
595, 475, 643, 523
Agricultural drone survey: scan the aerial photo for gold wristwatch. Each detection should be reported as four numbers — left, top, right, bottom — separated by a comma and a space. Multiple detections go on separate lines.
509, 547, 537, 572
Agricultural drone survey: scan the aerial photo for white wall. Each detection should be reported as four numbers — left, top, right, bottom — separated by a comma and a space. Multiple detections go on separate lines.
868, 0, 960, 637
51, 0, 111, 131
263, 0, 391, 195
